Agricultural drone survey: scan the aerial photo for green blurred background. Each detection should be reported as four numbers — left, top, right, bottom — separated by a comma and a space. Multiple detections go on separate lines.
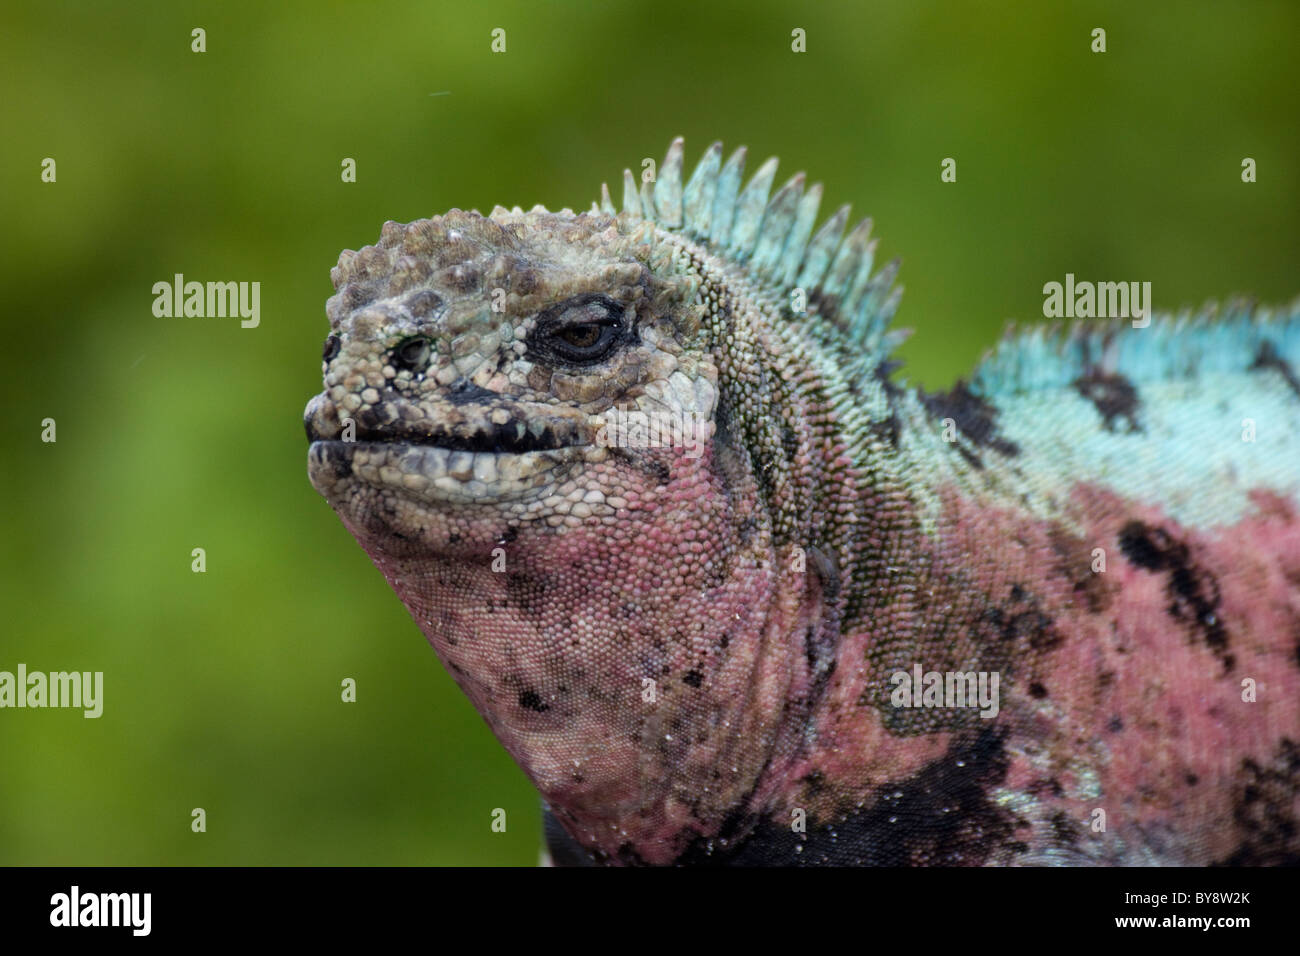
1, 0, 1296, 864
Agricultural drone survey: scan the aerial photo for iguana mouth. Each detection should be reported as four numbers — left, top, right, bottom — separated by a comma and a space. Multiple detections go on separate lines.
303, 393, 599, 454
305, 415, 583, 455
304, 393, 609, 507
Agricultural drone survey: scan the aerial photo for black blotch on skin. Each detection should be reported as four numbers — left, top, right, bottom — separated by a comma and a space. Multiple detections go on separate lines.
1023, 610, 1062, 650
780, 422, 799, 463
1185, 772, 1200, 786
703, 558, 729, 590
805, 288, 842, 323
867, 415, 902, 448
867, 360, 906, 448
1028, 681, 1048, 699
682, 669, 704, 688
641, 459, 672, 486
800, 629, 821, 681
801, 770, 826, 797
518, 689, 549, 712
351, 403, 392, 436
956, 445, 985, 471
985, 585, 1062, 652
1107, 715, 1124, 733
310, 441, 352, 480
1213, 738, 1300, 865
919, 382, 1021, 459
806, 545, 841, 602
676, 729, 1021, 866
1073, 369, 1142, 433
1051, 810, 1080, 846
1029, 777, 1064, 799
1118, 521, 1174, 571
1251, 341, 1300, 399
1118, 521, 1233, 672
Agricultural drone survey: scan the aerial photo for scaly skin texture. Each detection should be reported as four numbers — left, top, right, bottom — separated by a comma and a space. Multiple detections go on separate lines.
306, 138, 1300, 865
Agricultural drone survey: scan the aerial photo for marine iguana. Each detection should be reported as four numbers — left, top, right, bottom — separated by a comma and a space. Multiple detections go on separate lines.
305, 138, 1300, 866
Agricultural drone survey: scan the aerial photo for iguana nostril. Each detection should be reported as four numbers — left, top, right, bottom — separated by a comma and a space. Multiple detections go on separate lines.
394, 335, 432, 370
322, 334, 340, 362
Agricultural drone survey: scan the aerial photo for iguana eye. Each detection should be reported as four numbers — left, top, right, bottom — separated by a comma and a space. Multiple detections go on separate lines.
558, 324, 603, 349
394, 335, 431, 370
530, 294, 630, 365
550, 321, 619, 362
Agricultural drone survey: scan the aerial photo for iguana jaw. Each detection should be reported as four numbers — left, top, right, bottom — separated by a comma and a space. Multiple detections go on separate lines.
304, 389, 611, 508
307, 438, 607, 509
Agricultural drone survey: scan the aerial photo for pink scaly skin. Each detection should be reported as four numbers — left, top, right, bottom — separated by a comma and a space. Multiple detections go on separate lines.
336, 443, 825, 864
783, 483, 1300, 865
306, 140, 1300, 865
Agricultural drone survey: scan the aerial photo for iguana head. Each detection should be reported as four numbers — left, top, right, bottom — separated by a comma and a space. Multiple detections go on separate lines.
305, 207, 714, 520
306, 141, 888, 863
